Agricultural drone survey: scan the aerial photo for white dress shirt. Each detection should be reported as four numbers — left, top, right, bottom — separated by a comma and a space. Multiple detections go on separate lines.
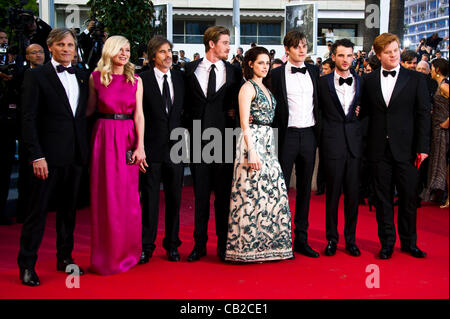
334, 71, 356, 116
194, 58, 226, 97
154, 67, 174, 112
285, 60, 315, 128
51, 58, 79, 116
380, 64, 401, 107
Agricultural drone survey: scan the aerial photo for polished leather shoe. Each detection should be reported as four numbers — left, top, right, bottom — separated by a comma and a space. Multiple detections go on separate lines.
20, 268, 40, 287
401, 245, 427, 258
138, 250, 153, 264
378, 246, 394, 259
345, 244, 361, 257
187, 247, 206, 262
294, 242, 320, 258
167, 248, 181, 262
57, 259, 85, 275
324, 241, 337, 256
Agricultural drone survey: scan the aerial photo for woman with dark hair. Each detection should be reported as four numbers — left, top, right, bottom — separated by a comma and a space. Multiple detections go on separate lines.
421, 58, 449, 208
225, 47, 294, 263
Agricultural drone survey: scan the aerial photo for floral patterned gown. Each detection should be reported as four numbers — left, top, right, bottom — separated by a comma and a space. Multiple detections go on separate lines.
225, 80, 294, 262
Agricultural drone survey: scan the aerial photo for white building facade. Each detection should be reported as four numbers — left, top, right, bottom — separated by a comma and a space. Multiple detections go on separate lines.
51, 0, 366, 60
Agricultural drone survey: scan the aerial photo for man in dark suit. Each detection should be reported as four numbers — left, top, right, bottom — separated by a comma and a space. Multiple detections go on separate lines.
183, 26, 241, 262
138, 36, 184, 263
271, 30, 321, 257
360, 33, 430, 259
17, 28, 89, 286
319, 39, 362, 257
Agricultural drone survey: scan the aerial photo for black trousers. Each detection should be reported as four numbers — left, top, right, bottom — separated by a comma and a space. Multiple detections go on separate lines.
371, 145, 419, 249
324, 151, 360, 245
16, 141, 32, 222
279, 127, 317, 243
17, 163, 83, 270
316, 148, 326, 193
0, 123, 16, 219
140, 161, 183, 252
190, 162, 233, 252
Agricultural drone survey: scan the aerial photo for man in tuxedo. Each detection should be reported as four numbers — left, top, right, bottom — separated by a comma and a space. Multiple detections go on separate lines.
17, 28, 89, 286
271, 30, 321, 258
360, 33, 430, 259
138, 36, 184, 263
183, 26, 241, 262
319, 39, 362, 257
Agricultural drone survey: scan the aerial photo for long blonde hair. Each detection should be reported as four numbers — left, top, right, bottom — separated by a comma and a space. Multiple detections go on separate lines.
95, 35, 136, 87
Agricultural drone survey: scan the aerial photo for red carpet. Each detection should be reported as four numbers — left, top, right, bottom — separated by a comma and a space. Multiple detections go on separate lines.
0, 186, 448, 299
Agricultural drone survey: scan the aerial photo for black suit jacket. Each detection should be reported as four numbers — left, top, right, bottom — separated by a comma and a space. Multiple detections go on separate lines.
183, 58, 241, 132
319, 70, 362, 159
140, 68, 185, 163
360, 66, 431, 162
21, 62, 89, 167
271, 63, 322, 156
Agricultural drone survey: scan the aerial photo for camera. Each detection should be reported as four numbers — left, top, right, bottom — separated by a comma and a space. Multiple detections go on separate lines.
0, 43, 8, 66
7, 0, 35, 33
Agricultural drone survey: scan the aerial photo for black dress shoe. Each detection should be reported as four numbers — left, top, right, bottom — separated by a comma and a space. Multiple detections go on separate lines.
324, 241, 337, 256
187, 246, 206, 262
0, 217, 14, 225
345, 244, 361, 257
138, 250, 153, 264
294, 242, 320, 258
167, 248, 180, 262
401, 245, 427, 258
57, 259, 85, 275
315, 189, 325, 195
20, 268, 40, 287
378, 246, 394, 259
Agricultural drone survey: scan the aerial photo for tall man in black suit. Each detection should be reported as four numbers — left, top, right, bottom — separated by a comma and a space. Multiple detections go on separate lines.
17, 28, 89, 286
360, 33, 430, 259
138, 36, 184, 263
272, 30, 321, 257
183, 26, 241, 262
318, 39, 362, 257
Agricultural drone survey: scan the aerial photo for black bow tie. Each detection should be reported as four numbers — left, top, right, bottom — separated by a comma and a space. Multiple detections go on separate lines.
56, 64, 76, 74
382, 70, 396, 77
291, 66, 307, 74
339, 76, 353, 86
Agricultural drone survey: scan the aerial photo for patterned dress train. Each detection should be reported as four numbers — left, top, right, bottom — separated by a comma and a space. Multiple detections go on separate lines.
225, 80, 293, 262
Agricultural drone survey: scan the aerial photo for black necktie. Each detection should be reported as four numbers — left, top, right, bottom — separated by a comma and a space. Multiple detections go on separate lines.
339, 77, 353, 86
207, 64, 216, 99
291, 66, 307, 74
162, 74, 172, 114
382, 70, 396, 77
56, 64, 76, 74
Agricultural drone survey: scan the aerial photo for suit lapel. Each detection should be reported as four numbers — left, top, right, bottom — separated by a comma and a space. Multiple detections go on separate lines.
388, 67, 409, 107
374, 70, 388, 109
327, 72, 346, 119
74, 69, 86, 118
43, 62, 74, 117
149, 69, 168, 117
189, 58, 207, 100
280, 65, 288, 112
346, 71, 360, 120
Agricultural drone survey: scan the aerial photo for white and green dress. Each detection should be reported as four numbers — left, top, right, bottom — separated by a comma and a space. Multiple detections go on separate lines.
225, 80, 294, 262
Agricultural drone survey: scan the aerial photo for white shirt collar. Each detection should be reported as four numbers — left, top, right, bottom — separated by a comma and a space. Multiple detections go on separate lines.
154, 66, 171, 80
381, 64, 401, 74
286, 60, 306, 73
51, 58, 71, 71
202, 57, 225, 71
334, 71, 353, 81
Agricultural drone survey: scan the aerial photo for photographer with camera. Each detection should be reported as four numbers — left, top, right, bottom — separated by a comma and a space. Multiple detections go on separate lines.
78, 18, 107, 71
231, 47, 243, 70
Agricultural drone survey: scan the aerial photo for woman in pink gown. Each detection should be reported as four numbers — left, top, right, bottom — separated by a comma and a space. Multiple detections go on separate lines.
86, 35, 147, 275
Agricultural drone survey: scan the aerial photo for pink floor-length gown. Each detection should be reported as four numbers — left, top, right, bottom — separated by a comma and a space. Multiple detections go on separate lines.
90, 70, 141, 275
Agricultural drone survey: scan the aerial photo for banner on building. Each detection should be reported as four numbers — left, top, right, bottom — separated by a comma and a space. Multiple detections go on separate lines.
153, 3, 173, 42
285, 3, 318, 55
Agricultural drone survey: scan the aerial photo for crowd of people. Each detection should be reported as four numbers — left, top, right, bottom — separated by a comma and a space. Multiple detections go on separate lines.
0, 22, 448, 287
